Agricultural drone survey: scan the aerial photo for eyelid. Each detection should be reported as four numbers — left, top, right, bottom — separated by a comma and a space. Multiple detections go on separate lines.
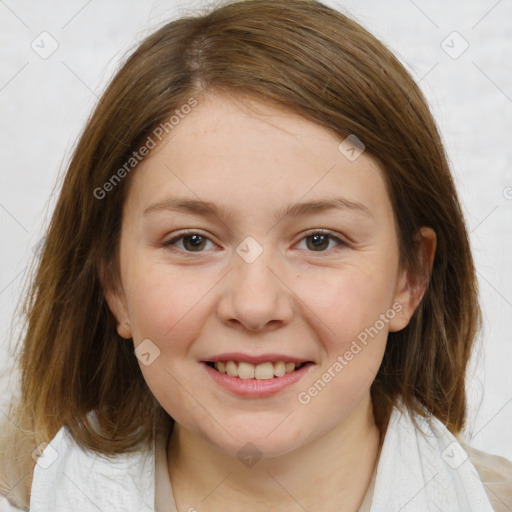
300, 228, 348, 243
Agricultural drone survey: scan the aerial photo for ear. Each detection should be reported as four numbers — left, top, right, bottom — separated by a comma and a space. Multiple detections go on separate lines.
98, 261, 133, 339
388, 226, 437, 332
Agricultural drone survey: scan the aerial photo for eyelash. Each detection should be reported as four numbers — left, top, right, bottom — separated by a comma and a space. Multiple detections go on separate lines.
161, 229, 348, 255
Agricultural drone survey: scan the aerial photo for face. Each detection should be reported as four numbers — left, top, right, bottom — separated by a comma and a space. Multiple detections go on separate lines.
103, 93, 430, 458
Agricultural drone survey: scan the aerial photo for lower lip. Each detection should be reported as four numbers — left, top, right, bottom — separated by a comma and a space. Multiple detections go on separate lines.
202, 362, 315, 397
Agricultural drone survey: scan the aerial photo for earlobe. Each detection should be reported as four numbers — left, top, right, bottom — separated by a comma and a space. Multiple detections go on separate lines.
388, 227, 437, 333
105, 289, 133, 340
388, 269, 412, 332
97, 261, 133, 340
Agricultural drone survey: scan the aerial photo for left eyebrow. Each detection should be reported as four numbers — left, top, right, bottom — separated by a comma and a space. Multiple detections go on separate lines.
143, 196, 374, 221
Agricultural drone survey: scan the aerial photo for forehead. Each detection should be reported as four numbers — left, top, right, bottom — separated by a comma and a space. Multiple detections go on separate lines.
124, 93, 392, 223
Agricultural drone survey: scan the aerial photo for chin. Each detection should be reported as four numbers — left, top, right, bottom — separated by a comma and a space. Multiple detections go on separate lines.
204, 424, 310, 461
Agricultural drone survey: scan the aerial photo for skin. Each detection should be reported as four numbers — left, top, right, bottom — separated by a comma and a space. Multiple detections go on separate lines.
102, 92, 436, 511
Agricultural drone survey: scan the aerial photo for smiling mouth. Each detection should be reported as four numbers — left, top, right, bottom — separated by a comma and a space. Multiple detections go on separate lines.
204, 360, 313, 380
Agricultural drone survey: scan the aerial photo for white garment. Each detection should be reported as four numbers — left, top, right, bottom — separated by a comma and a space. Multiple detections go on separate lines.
19, 402, 510, 511
29, 426, 155, 511
367, 405, 494, 511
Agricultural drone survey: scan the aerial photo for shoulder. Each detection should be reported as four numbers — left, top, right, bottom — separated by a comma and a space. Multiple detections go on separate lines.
0, 500, 26, 512
381, 401, 509, 511
0, 415, 36, 511
0, 498, 27, 512
457, 438, 512, 512
29, 424, 156, 511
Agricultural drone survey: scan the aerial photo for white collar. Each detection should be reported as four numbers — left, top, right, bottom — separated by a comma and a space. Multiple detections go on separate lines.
30, 402, 494, 511
370, 402, 494, 511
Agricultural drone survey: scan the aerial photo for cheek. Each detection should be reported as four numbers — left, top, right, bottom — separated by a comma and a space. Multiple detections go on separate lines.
303, 260, 398, 349
294, 268, 391, 417
291, 259, 396, 411
126, 264, 218, 418
124, 259, 213, 344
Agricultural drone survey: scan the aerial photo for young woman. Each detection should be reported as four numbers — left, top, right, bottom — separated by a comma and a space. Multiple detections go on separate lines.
1, 0, 511, 510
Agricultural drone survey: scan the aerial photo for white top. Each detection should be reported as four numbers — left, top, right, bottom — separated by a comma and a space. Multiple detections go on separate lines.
2, 403, 511, 511
152, 408, 512, 512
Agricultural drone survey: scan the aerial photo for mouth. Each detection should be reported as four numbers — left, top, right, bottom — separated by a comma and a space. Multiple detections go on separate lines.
202, 358, 315, 397
203, 360, 314, 380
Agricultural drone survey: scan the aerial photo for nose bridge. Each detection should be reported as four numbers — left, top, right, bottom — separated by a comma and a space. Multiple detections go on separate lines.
217, 235, 293, 330
233, 234, 281, 295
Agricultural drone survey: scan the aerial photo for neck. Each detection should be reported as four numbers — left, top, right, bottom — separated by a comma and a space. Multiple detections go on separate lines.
167, 393, 382, 512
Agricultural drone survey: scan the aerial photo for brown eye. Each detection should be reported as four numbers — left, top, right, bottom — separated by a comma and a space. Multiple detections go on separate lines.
297, 231, 346, 253
181, 234, 207, 251
162, 232, 214, 252
306, 233, 330, 251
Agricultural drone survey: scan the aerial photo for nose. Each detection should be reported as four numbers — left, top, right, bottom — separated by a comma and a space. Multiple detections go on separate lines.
215, 242, 294, 332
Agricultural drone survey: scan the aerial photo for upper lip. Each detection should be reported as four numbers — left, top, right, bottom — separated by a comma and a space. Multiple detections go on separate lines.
202, 353, 313, 365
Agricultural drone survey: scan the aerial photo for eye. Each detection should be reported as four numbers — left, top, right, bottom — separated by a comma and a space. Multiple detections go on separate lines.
161, 231, 216, 252
295, 231, 347, 253
161, 230, 347, 254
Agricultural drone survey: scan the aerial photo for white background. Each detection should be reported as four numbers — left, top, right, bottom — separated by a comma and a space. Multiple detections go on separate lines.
1, 0, 511, 461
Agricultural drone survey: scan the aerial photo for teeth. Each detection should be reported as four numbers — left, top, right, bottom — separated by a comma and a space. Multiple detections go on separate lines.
254, 362, 274, 380
214, 360, 304, 379
225, 361, 238, 377
274, 361, 286, 377
238, 362, 255, 379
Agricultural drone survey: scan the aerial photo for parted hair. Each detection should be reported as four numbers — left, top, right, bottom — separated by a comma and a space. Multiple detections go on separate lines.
0, 0, 480, 507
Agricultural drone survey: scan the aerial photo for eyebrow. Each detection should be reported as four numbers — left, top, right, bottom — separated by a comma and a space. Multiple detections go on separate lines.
143, 196, 373, 220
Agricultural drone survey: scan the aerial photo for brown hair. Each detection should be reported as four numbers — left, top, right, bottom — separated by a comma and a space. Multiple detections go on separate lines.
1, 0, 480, 506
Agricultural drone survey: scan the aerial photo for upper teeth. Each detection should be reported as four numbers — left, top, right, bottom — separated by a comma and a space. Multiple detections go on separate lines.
215, 361, 299, 379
